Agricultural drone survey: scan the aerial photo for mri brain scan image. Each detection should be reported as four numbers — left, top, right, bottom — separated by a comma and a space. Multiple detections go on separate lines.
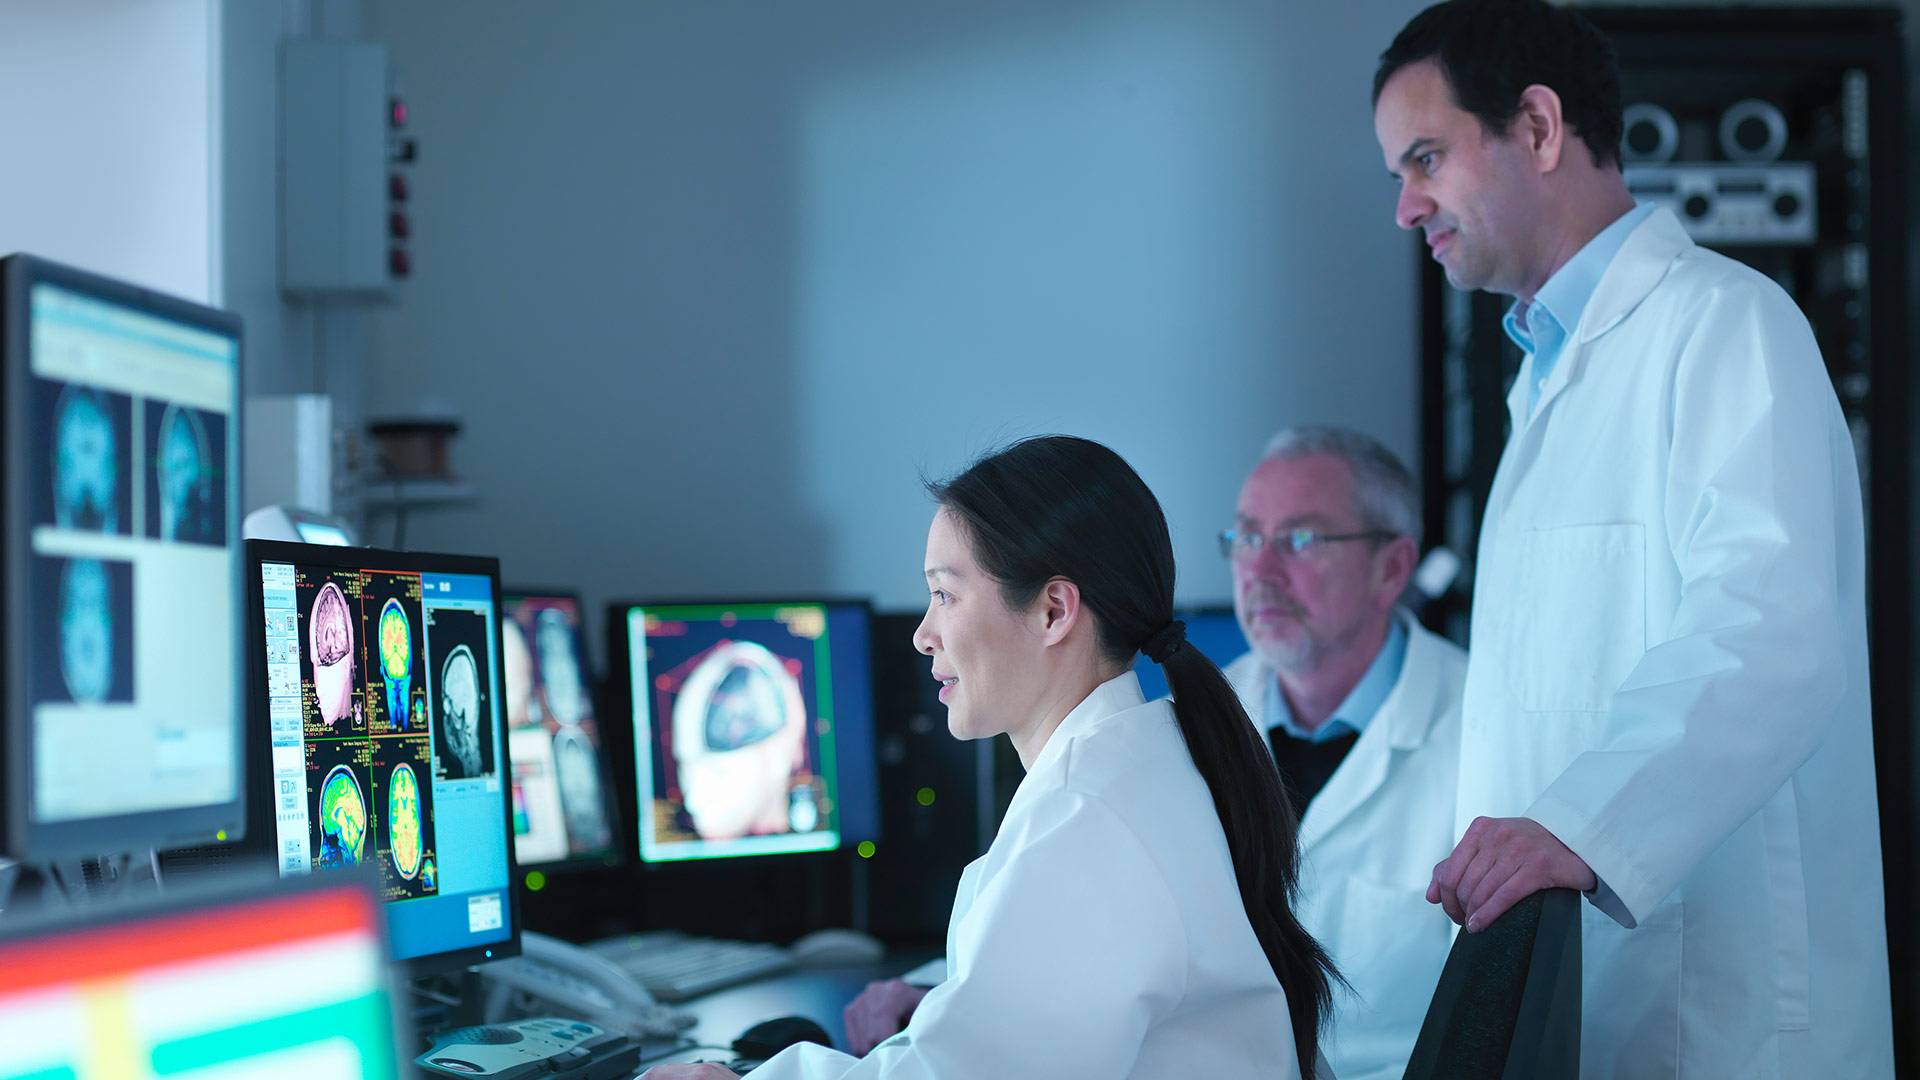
317, 765, 367, 867
58, 558, 114, 704
155, 404, 215, 541
553, 727, 610, 849
535, 608, 587, 726
671, 641, 809, 841
379, 599, 414, 729
388, 762, 424, 880
439, 645, 482, 778
53, 386, 118, 532
311, 581, 355, 727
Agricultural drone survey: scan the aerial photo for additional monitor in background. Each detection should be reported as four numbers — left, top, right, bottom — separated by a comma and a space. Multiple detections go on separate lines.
249, 539, 519, 971
0, 254, 245, 861
502, 591, 618, 871
0, 874, 405, 1077
1132, 607, 1248, 700
617, 600, 878, 864
243, 503, 358, 546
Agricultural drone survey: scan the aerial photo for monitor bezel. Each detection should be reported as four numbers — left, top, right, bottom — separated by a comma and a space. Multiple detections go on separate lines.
1, 253, 247, 863
245, 538, 522, 975
500, 587, 625, 875
606, 595, 875, 869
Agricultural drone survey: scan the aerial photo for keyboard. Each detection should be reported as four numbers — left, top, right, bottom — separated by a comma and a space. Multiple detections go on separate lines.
587, 930, 795, 1002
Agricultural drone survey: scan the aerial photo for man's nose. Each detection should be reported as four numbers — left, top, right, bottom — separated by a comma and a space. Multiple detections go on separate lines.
1396, 183, 1434, 232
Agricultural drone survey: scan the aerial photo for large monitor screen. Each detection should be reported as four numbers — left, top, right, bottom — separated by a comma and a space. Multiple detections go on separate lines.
621, 601, 877, 864
503, 592, 617, 870
253, 541, 517, 968
0, 875, 404, 1077
2, 255, 244, 859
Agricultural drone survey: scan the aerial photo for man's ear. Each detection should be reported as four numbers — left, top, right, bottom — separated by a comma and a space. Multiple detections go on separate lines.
1375, 535, 1419, 611
1035, 577, 1082, 647
1514, 83, 1566, 173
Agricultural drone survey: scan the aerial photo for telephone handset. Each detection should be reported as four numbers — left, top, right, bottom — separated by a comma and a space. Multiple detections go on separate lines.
478, 930, 694, 1040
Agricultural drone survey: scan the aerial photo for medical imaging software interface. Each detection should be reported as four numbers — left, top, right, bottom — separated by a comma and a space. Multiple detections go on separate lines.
504, 595, 616, 867
627, 603, 851, 863
24, 283, 238, 828
261, 559, 511, 961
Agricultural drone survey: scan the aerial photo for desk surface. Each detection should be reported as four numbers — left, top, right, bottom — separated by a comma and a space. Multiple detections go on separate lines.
631, 953, 934, 1075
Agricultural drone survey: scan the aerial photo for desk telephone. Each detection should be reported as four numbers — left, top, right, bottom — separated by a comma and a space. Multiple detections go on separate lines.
478, 930, 695, 1041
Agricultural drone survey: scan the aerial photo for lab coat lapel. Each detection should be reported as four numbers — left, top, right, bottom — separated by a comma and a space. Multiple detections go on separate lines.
1300, 615, 1441, 855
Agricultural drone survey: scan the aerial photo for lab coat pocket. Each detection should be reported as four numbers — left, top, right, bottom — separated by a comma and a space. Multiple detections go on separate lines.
1501, 524, 1646, 713
1581, 897, 1682, 1078
1324, 875, 1447, 1060
1761, 785, 1812, 1031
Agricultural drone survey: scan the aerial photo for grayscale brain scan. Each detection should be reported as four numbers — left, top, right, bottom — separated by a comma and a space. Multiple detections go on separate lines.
59, 558, 114, 704
53, 386, 118, 532
311, 581, 355, 727
155, 404, 214, 541
439, 644, 482, 777
535, 607, 587, 726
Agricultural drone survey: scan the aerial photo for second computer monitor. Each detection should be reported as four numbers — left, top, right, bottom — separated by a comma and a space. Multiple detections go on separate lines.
618, 600, 876, 864
502, 591, 618, 870
250, 540, 518, 971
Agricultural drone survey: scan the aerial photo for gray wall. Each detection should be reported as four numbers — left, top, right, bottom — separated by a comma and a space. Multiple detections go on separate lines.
361, 0, 1428, 652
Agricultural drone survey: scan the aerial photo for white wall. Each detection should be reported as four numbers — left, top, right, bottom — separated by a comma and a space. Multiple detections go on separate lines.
0, 0, 217, 302
361, 0, 1428, 647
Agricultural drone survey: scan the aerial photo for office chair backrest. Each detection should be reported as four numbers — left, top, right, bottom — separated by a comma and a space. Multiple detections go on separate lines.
1401, 888, 1582, 1080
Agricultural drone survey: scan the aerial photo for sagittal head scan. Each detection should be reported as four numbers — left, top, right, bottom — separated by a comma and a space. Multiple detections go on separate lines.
389, 762, 424, 880
311, 581, 355, 727
671, 641, 809, 840
440, 644, 483, 777
318, 764, 367, 867
156, 404, 214, 541
536, 607, 587, 726
53, 385, 118, 532
379, 599, 414, 729
59, 558, 114, 704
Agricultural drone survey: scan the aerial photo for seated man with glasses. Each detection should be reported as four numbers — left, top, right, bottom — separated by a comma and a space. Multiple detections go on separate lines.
1220, 426, 1464, 1080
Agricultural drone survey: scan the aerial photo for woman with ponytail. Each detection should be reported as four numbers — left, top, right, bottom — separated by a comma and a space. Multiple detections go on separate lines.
646, 435, 1337, 1080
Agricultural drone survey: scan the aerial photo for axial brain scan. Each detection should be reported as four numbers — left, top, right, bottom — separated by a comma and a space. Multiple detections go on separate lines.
440, 645, 482, 777
311, 582, 355, 726
379, 599, 414, 729
53, 386, 118, 532
155, 404, 213, 541
317, 765, 367, 867
59, 558, 114, 704
388, 762, 423, 880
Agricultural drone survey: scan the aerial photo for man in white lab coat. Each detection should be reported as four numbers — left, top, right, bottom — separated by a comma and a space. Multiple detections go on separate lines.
1372, 1, 1894, 1074
1218, 427, 1463, 1080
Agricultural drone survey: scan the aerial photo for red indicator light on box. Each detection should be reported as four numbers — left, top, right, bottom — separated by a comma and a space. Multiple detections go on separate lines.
390, 99, 408, 127
389, 248, 411, 277
389, 174, 409, 202
389, 212, 410, 240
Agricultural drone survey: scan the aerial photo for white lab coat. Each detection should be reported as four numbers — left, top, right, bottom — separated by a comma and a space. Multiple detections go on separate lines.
1224, 610, 1465, 1080
754, 671, 1309, 1079
1459, 207, 1893, 1076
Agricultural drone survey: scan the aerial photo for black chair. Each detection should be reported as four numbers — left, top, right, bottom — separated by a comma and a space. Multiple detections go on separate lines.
1401, 888, 1582, 1079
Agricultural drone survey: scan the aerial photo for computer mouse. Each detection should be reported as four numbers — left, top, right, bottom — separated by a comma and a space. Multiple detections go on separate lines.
788, 927, 885, 966
733, 1015, 833, 1060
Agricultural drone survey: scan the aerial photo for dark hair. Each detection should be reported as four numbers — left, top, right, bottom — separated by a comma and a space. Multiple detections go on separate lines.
929, 435, 1337, 1076
1373, 0, 1623, 170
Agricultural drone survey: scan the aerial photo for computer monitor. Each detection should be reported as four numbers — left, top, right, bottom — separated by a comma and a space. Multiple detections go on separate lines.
1132, 606, 1249, 700
0, 254, 245, 861
248, 539, 519, 971
502, 591, 619, 872
612, 600, 879, 864
0, 873, 405, 1077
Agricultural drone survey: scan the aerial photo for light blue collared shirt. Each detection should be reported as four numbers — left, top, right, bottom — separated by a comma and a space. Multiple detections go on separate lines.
1267, 618, 1408, 744
1502, 201, 1658, 417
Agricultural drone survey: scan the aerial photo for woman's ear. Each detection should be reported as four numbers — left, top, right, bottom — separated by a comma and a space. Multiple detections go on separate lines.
1035, 577, 1082, 647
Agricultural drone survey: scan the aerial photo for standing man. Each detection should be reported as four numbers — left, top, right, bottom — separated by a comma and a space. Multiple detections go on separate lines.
1221, 426, 1464, 1080
1372, 1, 1893, 1074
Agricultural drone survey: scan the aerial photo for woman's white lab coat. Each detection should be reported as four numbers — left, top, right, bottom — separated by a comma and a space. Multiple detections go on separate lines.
1459, 207, 1894, 1075
753, 672, 1307, 1079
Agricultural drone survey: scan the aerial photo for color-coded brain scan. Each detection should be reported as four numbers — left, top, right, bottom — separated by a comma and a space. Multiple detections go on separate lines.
379, 599, 414, 730
388, 762, 423, 880
439, 645, 482, 777
310, 581, 355, 727
58, 558, 114, 705
317, 765, 367, 867
52, 385, 118, 532
155, 403, 215, 542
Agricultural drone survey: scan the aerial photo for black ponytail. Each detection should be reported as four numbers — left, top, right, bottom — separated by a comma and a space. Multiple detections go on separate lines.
931, 435, 1337, 1077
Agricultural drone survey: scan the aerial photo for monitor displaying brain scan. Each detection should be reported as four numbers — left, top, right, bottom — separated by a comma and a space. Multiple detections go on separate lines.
9, 261, 243, 860
503, 593, 617, 869
258, 546, 513, 965
624, 602, 865, 863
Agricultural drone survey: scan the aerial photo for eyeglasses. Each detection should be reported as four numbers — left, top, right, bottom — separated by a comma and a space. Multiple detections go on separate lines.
1218, 525, 1398, 561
